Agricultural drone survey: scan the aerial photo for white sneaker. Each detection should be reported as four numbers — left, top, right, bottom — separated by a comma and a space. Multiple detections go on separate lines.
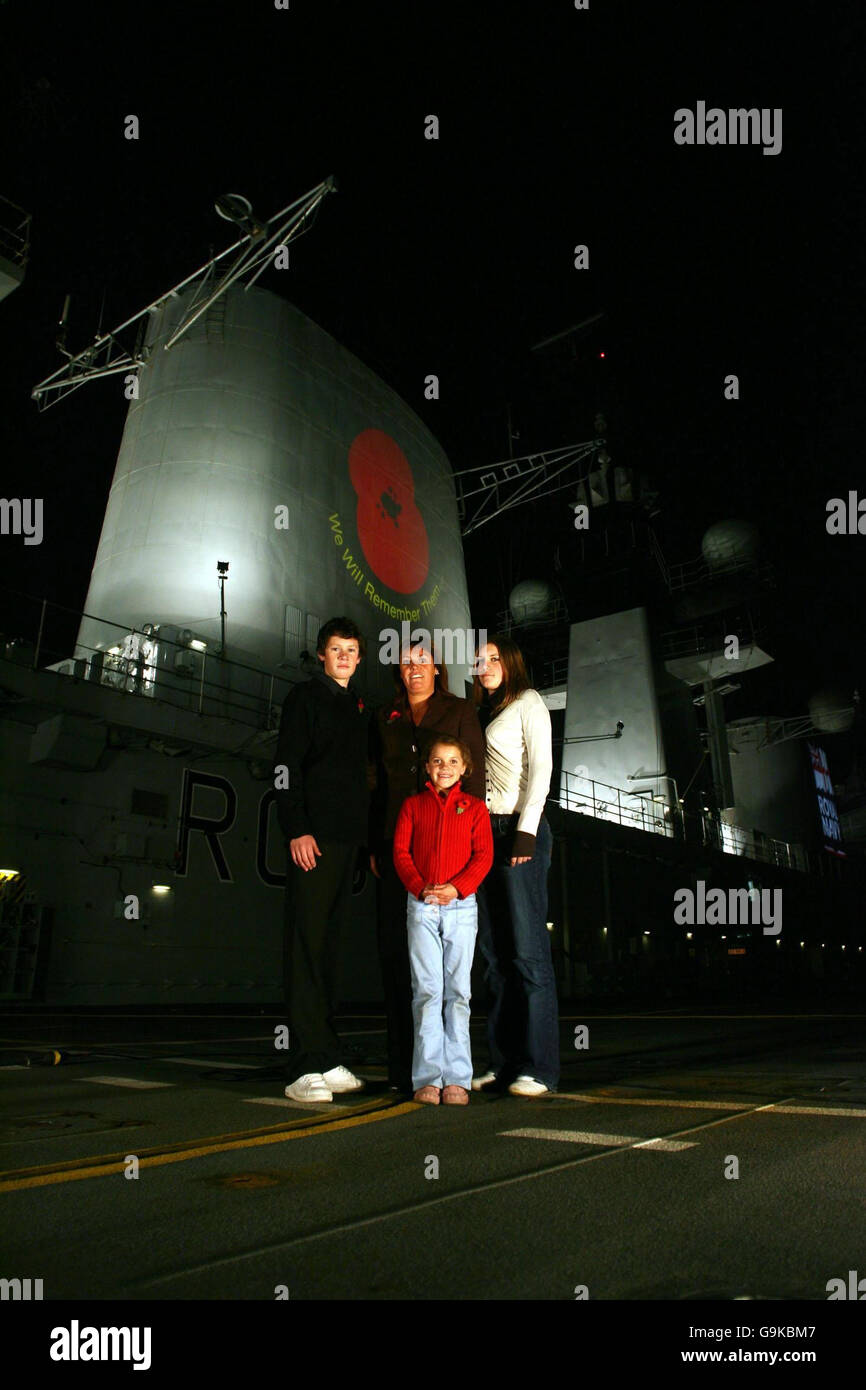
471, 1071, 498, 1092
284, 1073, 333, 1102
508, 1075, 550, 1097
321, 1065, 365, 1093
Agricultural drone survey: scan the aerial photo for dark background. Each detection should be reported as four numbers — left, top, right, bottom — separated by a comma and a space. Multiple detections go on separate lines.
0, 0, 863, 777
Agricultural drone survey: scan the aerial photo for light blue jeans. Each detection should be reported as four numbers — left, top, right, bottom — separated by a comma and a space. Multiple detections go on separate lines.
407, 892, 478, 1090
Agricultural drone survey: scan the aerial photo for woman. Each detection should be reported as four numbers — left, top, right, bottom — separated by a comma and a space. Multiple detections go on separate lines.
472, 635, 559, 1096
369, 644, 485, 1093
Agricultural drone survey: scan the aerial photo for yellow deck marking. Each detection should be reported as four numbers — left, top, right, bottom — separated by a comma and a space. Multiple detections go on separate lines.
84, 1076, 173, 1089
556, 1092, 750, 1110
555, 1092, 866, 1117
0, 1100, 417, 1193
135, 1094, 805, 1286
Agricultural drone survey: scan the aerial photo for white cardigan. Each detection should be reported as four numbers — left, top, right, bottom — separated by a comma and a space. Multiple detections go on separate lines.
484, 689, 553, 837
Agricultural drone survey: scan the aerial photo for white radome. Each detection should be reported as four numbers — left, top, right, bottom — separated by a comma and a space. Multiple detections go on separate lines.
509, 579, 556, 625
808, 689, 855, 734
700, 519, 760, 571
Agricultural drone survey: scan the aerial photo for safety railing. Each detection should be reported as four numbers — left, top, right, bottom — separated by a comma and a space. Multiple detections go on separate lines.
0, 586, 295, 735
0, 196, 31, 268
559, 769, 676, 838
557, 768, 810, 871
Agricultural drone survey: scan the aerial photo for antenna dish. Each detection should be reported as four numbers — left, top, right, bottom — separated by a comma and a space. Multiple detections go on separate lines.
808, 689, 856, 734
215, 193, 254, 225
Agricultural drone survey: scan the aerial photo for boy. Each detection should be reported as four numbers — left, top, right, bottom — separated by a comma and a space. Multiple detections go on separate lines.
392, 738, 493, 1106
274, 616, 370, 1102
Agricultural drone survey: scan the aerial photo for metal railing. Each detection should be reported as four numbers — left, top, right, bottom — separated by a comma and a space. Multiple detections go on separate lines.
540, 656, 569, 689
495, 596, 569, 635
559, 769, 675, 838
659, 617, 763, 662
557, 768, 810, 871
716, 819, 809, 872
1, 586, 296, 736
0, 196, 31, 269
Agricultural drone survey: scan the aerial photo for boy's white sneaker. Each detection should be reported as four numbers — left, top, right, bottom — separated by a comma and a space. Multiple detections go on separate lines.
508, 1075, 550, 1097
284, 1073, 333, 1102
471, 1071, 498, 1091
321, 1065, 365, 1093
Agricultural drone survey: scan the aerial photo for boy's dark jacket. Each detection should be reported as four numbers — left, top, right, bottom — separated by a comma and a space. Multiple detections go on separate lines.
369, 688, 485, 849
274, 668, 370, 846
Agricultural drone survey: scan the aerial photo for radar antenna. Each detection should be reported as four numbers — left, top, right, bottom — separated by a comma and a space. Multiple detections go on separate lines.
454, 440, 604, 536
31, 176, 337, 410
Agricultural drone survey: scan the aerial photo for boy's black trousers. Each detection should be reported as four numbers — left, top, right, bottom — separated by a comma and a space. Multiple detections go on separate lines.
283, 840, 359, 1084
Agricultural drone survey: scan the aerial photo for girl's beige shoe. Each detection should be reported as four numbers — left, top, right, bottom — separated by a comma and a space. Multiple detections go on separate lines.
413, 1085, 442, 1105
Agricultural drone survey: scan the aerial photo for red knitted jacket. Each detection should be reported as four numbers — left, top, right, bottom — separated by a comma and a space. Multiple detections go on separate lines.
392, 781, 494, 900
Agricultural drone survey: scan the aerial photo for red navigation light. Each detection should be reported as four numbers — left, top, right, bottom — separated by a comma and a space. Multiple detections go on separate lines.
599, 351, 605, 359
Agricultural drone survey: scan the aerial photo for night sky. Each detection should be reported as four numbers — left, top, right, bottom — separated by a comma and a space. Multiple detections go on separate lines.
1, 1, 863, 778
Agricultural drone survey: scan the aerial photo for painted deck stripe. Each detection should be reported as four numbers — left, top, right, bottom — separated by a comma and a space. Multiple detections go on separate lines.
557, 1092, 751, 1110
84, 1076, 173, 1089
501, 1127, 640, 1145
0, 1100, 417, 1193
633, 1137, 697, 1151
163, 1058, 262, 1070
761, 1104, 866, 1119
501, 1126, 697, 1151
540, 1092, 866, 1118
244, 1096, 350, 1113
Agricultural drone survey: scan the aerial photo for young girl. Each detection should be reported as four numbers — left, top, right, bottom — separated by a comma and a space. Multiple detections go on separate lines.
392, 738, 493, 1105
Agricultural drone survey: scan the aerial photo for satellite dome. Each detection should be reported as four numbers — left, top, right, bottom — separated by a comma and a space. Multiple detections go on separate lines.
509, 579, 556, 625
808, 688, 856, 734
701, 520, 760, 571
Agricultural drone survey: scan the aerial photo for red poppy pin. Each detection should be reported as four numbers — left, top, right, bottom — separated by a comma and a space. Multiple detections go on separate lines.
388, 708, 402, 722
357, 697, 365, 713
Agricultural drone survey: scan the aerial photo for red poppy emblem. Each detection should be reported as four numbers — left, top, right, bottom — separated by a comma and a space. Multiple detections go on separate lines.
349, 428, 430, 594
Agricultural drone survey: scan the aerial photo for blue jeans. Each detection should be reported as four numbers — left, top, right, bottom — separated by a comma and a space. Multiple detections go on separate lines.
476, 816, 559, 1089
407, 892, 478, 1090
